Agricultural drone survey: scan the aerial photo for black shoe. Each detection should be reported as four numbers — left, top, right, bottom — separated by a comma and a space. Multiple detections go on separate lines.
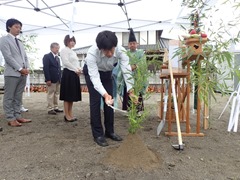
105, 133, 123, 141
64, 116, 76, 122
0, 127, 2, 132
94, 136, 109, 147
48, 110, 57, 115
54, 109, 63, 113
73, 117, 78, 121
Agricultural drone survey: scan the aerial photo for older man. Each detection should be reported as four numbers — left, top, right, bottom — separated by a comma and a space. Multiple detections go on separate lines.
42, 42, 63, 115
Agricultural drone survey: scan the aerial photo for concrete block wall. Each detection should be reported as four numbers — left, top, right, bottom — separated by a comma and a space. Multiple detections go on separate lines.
29, 70, 160, 86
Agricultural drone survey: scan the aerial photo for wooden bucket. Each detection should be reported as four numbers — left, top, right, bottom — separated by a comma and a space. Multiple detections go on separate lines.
184, 38, 208, 55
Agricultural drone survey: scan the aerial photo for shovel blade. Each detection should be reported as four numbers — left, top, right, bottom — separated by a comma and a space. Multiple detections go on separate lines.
157, 80, 169, 136
172, 144, 184, 151
157, 119, 165, 136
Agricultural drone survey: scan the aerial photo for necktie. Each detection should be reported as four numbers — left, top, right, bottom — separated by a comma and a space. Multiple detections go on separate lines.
55, 56, 60, 67
55, 56, 59, 62
15, 38, 25, 67
15, 38, 21, 54
55, 56, 61, 77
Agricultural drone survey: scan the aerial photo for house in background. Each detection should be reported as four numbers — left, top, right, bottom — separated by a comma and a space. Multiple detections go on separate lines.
0, 30, 175, 90
72, 30, 174, 88
73, 30, 171, 68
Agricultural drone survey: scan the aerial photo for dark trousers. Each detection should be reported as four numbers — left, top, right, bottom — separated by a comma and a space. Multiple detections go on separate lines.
83, 65, 114, 138
122, 85, 144, 112
122, 86, 130, 110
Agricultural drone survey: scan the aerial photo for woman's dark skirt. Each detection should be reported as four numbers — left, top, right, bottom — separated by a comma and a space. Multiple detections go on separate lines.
60, 68, 81, 102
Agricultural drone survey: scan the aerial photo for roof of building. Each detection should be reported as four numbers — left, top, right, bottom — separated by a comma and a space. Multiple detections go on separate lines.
74, 45, 92, 55
73, 41, 169, 55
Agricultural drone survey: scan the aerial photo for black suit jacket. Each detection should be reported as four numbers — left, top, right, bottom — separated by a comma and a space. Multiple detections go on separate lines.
42, 52, 61, 83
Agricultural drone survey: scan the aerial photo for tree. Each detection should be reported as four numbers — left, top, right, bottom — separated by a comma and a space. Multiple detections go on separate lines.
0, 34, 38, 73
19, 34, 39, 73
174, 0, 240, 104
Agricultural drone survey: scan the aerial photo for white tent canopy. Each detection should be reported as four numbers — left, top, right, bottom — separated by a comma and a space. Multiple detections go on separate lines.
0, 0, 190, 35
1, 0, 239, 69
0, 0, 239, 39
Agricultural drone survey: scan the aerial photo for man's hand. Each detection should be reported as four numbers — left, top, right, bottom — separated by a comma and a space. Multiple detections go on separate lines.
128, 90, 138, 104
131, 64, 137, 71
20, 68, 29, 76
46, 81, 52, 86
75, 69, 81, 76
103, 93, 113, 105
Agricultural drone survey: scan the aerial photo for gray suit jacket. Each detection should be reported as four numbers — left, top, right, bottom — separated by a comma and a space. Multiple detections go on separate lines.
0, 34, 29, 77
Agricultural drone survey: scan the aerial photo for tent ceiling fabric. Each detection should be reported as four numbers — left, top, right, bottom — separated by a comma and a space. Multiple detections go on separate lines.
0, 0, 190, 35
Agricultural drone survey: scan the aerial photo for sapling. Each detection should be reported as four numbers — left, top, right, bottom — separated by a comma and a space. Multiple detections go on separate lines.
126, 51, 161, 134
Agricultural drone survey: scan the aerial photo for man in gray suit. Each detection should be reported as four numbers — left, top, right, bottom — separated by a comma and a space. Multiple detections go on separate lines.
0, 18, 32, 127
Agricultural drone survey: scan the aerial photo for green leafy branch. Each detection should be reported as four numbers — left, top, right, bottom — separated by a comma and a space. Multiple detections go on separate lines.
126, 52, 154, 134
173, 0, 240, 107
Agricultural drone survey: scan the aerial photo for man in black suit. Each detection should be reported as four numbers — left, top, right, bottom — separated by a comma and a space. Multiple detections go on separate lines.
42, 43, 63, 115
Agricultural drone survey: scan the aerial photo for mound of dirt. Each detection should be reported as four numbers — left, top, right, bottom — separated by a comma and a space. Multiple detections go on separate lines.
103, 133, 162, 170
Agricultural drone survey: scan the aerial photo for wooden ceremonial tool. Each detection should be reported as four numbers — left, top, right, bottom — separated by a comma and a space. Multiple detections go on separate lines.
203, 103, 209, 129
168, 58, 184, 151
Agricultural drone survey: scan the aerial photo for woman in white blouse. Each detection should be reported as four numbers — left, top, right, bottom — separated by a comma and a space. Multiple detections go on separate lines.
60, 35, 81, 122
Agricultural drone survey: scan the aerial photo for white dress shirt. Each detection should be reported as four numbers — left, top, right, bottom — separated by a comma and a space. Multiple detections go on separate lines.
85, 44, 133, 96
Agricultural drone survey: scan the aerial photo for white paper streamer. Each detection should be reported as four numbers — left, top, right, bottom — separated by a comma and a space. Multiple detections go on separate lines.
69, 0, 77, 38
227, 83, 240, 132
